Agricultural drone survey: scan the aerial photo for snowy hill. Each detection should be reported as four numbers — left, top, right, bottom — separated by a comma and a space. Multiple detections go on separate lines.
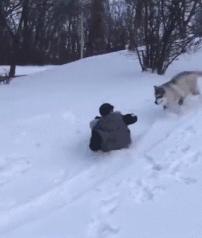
0, 50, 202, 238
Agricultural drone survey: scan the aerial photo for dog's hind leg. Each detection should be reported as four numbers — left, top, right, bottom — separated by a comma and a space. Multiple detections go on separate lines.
192, 88, 200, 95
191, 81, 200, 95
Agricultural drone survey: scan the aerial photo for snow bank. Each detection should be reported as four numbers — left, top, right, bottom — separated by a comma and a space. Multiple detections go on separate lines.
0, 50, 202, 238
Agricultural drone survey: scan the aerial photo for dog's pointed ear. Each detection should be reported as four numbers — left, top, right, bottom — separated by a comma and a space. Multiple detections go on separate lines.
154, 85, 158, 91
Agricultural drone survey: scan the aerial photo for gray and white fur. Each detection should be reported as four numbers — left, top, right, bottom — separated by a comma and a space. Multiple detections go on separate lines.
154, 71, 202, 109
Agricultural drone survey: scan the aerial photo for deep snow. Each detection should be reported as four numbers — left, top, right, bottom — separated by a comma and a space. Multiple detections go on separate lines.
0, 50, 202, 238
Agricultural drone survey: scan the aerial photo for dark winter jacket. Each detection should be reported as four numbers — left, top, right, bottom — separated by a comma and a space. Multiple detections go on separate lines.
89, 112, 137, 152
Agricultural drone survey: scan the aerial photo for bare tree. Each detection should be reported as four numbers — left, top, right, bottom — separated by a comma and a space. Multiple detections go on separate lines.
0, 0, 30, 77
0, 0, 131, 67
87, 0, 109, 55
78, 0, 91, 59
131, 0, 202, 75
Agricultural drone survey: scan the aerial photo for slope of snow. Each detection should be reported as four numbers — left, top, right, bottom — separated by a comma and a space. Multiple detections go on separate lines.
0, 50, 202, 238
0, 65, 56, 76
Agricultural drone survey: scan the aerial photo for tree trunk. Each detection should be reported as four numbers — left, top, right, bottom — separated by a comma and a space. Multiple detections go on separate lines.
9, 40, 18, 78
80, 10, 84, 59
9, 64, 16, 78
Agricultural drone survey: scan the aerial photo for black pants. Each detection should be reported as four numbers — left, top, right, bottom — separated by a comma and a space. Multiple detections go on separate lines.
89, 130, 102, 151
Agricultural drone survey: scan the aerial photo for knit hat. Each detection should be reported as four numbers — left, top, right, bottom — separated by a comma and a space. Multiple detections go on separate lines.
99, 103, 114, 116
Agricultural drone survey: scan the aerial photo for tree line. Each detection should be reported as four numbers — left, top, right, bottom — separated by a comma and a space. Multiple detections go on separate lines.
0, 0, 202, 77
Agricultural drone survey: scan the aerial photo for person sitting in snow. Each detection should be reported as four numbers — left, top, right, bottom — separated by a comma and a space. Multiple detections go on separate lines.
89, 103, 137, 152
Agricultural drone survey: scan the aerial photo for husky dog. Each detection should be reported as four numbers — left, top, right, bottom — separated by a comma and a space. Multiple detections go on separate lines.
154, 71, 202, 109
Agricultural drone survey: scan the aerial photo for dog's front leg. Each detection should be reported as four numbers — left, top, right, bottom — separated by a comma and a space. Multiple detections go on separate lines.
178, 97, 184, 105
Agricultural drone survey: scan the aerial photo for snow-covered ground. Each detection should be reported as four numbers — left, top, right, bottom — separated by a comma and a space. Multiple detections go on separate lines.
0, 65, 56, 76
0, 50, 202, 238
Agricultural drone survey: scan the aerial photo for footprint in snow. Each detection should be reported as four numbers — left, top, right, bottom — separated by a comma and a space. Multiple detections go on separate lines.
87, 192, 120, 238
88, 218, 119, 238
128, 179, 165, 203
0, 155, 31, 186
